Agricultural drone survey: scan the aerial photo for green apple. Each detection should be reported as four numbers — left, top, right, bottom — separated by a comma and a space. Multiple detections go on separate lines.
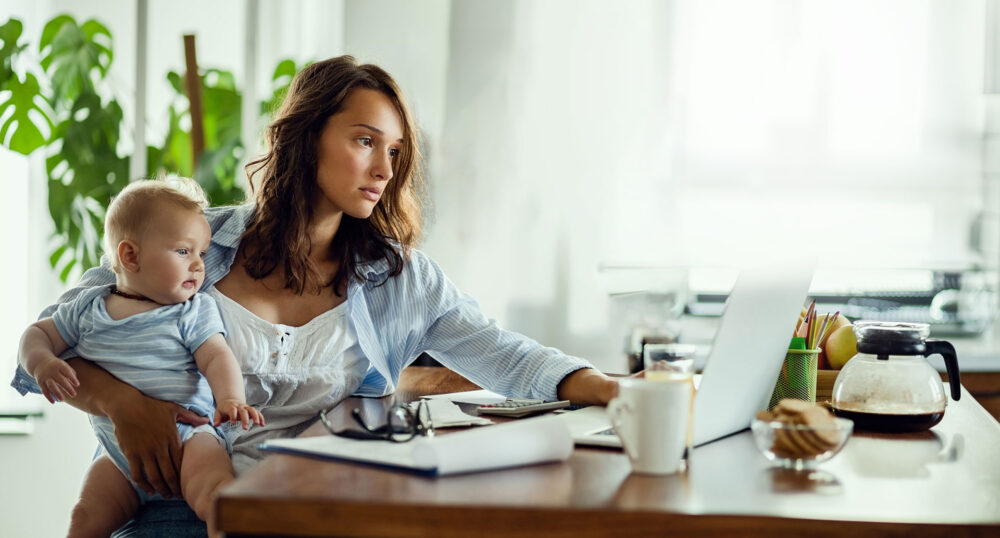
825, 324, 858, 370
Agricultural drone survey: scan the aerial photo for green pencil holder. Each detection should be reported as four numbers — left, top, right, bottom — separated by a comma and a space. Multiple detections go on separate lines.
767, 348, 819, 410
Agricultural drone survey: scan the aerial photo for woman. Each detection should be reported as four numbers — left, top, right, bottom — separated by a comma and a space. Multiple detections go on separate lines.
12, 55, 618, 533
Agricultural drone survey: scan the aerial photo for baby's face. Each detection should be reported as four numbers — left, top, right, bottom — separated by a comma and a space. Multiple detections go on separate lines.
132, 204, 211, 304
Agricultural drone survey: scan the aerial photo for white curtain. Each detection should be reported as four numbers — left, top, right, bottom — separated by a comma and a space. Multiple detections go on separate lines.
670, 0, 983, 270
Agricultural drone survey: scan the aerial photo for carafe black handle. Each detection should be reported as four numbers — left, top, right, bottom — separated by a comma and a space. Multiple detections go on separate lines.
924, 339, 960, 401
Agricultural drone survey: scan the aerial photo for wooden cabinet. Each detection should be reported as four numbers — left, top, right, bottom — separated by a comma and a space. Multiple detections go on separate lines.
959, 372, 1000, 422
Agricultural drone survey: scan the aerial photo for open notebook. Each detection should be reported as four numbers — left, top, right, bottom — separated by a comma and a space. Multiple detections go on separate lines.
260, 414, 572, 476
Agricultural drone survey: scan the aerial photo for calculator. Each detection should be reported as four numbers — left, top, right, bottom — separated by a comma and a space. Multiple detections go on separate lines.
476, 398, 571, 418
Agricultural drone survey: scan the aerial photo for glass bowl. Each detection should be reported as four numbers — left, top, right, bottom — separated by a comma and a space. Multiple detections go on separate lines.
750, 417, 853, 469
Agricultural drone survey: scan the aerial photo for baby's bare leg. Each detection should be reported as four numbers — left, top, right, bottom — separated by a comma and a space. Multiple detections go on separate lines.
68, 455, 140, 538
180, 433, 235, 536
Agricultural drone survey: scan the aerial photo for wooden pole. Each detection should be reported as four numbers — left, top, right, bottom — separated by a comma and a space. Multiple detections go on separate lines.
183, 34, 204, 168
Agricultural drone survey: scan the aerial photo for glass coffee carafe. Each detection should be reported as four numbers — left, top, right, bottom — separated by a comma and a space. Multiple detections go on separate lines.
831, 321, 960, 433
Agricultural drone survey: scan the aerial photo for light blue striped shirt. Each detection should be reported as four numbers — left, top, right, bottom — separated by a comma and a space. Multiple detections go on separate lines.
12, 203, 593, 403
50, 286, 224, 417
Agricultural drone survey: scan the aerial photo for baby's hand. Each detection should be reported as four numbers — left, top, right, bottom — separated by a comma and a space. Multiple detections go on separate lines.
214, 399, 265, 430
33, 358, 79, 404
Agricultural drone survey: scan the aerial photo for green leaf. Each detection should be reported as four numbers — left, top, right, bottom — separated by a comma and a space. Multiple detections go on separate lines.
261, 58, 303, 116
44, 90, 126, 280
40, 16, 112, 103
80, 19, 112, 67
49, 244, 66, 268
201, 84, 241, 147
0, 18, 27, 84
195, 137, 244, 205
166, 70, 184, 94
61, 193, 104, 272
48, 92, 127, 197
76, 195, 102, 267
59, 256, 76, 282
47, 177, 72, 235
34, 14, 126, 280
160, 104, 193, 175
0, 72, 52, 154
146, 143, 164, 178
204, 68, 237, 91
272, 59, 297, 81
39, 15, 74, 56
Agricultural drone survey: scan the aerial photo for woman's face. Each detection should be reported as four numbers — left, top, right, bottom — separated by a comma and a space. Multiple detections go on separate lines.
314, 88, 404, 220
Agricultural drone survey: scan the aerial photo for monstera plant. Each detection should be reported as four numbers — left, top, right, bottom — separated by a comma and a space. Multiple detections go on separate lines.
0, 14, 301, 281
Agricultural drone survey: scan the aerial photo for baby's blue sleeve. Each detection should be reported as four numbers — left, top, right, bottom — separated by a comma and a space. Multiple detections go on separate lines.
50, 295, 88, 350
11, 286, 101, 395
12, 258, 115, 395
180, 293, 227, 353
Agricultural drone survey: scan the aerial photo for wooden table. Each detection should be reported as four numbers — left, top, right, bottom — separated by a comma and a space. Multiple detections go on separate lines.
217, 367, 1000, 537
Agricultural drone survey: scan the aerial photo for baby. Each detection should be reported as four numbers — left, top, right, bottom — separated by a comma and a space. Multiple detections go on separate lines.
18, 178, 262, 537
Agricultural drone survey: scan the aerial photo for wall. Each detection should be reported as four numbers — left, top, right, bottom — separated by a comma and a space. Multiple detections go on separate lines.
343, 0, 451, 147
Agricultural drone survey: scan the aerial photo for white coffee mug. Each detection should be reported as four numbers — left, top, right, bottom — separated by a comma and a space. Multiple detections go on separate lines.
608, 376, 692, 475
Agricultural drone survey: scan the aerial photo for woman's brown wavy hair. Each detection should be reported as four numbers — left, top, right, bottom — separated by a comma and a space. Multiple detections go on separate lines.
242, 55, 425, 295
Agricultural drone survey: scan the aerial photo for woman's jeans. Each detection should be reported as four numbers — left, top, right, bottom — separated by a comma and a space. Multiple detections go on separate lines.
111, 501, 206, 538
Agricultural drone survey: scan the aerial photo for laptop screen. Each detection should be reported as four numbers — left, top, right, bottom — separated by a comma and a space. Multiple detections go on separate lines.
692, 263, 814, 446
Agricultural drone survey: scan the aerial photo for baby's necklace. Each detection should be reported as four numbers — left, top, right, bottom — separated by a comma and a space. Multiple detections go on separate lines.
110, 285, 157, 303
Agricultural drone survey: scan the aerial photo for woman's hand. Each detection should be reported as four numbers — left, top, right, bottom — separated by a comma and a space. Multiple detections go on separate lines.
106, 394, 209, 499
60, 358, 211, 499
214, 399, 266, 430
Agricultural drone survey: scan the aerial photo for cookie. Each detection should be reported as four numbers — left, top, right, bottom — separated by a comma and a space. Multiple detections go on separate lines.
799, 408, 839, 447
775, 398, 814, 417
780, 426, 820, 457
756, 410, 777, 422
763, 399, 841, 459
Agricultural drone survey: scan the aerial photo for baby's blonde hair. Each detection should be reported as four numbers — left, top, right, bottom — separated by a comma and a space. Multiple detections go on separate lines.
104, 177, 208, 273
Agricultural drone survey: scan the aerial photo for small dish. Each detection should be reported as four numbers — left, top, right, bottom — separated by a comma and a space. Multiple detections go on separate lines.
751, 417, 853, 469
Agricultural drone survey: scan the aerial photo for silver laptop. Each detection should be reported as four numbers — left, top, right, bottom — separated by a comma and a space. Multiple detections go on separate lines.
562, 263, 814, 448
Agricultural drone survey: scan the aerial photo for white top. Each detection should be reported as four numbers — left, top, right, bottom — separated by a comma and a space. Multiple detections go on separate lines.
207, 287, 369, 475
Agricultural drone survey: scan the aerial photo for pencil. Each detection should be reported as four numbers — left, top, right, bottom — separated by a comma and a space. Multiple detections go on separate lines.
802, 299, 816, 347
795, 299, 814, 336
818, 311, 840, 346
809, 311, 819, 349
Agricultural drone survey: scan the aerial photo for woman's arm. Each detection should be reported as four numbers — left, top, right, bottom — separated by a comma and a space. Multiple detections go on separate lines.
556, 368, 619, 405
386, 251, 612, 403
61, 357, 208, 499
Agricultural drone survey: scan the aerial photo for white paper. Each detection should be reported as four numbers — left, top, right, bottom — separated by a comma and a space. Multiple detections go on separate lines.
412, 415, 573, 475
412, 399, 493, 427
264, 434, 429, 470
260, 414, 572, 476
421, 389, 507, 405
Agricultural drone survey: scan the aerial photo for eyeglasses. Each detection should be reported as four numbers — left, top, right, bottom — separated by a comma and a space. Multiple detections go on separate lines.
319, 400, 434, 443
